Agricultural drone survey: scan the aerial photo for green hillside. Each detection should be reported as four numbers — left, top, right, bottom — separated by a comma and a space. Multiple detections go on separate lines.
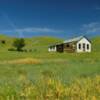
92, 36, 100, 52
0, 35, 63, 52
0, 34, 99, 99
0, 34, 100, 52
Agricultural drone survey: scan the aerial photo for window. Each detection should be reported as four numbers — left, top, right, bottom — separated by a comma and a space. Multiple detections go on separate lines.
50, 46, 52, 49
87, 44, 89, 50
66, 44, 69, 47
79, 44, 81, 49
83, 43, 85, 49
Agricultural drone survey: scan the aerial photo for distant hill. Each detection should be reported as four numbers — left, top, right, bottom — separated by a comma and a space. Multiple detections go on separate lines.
0, 34, 63, 52
0, 34, 99, 52
92, 36, 100, 52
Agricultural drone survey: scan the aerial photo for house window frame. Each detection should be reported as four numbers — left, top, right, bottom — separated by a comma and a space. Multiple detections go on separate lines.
78, 44, 81, 49
87, 44, 89, 50
83, 43, 85, 48
66, 44, 70, 47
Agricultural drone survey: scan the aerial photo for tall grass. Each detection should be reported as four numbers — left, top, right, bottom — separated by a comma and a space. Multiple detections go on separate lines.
0, 72, 99, 100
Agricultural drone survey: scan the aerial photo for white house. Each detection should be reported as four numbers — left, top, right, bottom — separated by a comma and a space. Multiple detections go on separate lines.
48, 36, 91, 53
64, 36, 91, 53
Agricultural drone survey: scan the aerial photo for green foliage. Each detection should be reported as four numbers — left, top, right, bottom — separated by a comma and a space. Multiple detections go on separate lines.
13, 38, 25, 51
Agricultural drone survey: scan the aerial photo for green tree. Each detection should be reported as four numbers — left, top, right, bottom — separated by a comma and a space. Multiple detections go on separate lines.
13, 38, 25, 51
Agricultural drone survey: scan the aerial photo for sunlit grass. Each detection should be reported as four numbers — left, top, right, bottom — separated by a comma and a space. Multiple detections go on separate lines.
0, 35, 99, 99
0, 58, 41, 64
0, 72, 99, 100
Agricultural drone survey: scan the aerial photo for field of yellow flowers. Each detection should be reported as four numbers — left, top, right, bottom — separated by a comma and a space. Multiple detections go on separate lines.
19, 74, 100, 100
0, 72, 99, 100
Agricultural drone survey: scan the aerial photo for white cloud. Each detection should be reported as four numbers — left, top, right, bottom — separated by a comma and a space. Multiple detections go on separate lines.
81, 22, 100, 33
1, 27, 63, 33
16, 27, 63, 33
95, 7, 100, 10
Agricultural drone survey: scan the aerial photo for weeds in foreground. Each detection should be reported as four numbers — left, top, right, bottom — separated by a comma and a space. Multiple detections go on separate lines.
0, 71, 100, 100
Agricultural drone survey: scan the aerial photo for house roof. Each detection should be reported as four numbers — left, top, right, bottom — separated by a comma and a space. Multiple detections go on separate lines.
48, 42, 63, 47
48, 36, 91, 48
63, 36, 91, 43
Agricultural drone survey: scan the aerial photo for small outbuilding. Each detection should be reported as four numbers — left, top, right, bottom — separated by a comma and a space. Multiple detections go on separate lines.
48, 36, 91, 53
48, 43, 64, 52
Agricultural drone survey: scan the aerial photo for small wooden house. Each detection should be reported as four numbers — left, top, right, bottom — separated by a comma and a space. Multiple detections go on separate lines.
48, 36, 91, 53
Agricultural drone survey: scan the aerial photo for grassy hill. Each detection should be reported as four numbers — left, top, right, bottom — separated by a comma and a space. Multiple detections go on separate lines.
0, 34, 63, 52
0, 34, 100, 52
0, 34, 99, 99
92, 36, 100, 52
0, 34, 99, 60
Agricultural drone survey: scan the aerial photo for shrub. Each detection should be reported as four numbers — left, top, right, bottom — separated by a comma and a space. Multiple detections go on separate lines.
13, 38, 25, 51
1, 40, 6, 44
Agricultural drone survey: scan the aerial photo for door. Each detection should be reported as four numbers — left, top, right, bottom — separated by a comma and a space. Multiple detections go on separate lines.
83, 43, 85, 52
56, 44, 64, 52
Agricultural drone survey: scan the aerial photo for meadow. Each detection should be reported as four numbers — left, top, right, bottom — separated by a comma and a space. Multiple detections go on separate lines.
0, 35, 99, 99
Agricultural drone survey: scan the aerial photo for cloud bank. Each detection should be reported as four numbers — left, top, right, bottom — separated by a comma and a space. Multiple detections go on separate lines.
1, 27, 63, 33
81, 22, 100, 35
0, 27, 64, 38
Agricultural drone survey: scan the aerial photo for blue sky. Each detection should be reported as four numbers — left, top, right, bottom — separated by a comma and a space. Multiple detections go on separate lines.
0, 0, 100, 38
